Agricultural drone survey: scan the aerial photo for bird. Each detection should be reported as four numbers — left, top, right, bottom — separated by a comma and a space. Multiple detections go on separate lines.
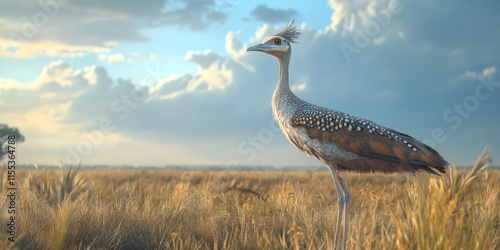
246, 20, 448, 250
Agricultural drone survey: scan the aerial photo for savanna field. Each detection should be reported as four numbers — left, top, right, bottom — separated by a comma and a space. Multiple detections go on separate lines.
0, 149, 499, 249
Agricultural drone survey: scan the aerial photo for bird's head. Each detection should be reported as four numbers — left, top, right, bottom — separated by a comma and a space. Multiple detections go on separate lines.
247, 20, 301, 57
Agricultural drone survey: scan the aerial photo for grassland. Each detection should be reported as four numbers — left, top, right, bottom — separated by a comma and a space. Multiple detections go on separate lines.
0, 149, 499, 249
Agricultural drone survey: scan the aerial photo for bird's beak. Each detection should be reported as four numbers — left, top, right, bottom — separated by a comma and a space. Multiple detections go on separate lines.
247, 44, 270, 52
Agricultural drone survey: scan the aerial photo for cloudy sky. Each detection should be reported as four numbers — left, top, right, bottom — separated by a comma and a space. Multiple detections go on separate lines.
1, 0, 499, 168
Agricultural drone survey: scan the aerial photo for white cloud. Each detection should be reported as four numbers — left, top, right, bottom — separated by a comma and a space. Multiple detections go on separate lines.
329, 0, 397, 35
0, 77, 26, 90
291, 83, 307, 91
149, 50, 233, 100
98, 52, 158, 63
463, 67, 496, 79
483, 67, 496, 77
108, 54, 125, 63
98, 53, 127, 63
0, 38, 112, 58
193, 60, 233, 90
225, 30, 252, 69
32, 60, 74, 87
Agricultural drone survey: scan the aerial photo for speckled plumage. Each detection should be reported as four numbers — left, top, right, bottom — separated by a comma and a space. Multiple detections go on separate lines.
248, 20, 448, 250
268, 22, 447, 175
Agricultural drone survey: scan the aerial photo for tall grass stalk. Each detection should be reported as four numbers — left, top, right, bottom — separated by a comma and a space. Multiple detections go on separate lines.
393, 147, 499, 250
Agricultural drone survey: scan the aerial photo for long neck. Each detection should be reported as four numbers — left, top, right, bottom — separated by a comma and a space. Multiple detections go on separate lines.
272, 50, 301, 123
274, 52, 292, 98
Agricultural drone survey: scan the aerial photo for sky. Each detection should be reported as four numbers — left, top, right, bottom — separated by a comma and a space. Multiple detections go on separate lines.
0, 0, 499, 168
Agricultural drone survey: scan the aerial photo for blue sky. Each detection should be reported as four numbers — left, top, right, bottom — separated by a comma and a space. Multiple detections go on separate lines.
0, 0, 499, 168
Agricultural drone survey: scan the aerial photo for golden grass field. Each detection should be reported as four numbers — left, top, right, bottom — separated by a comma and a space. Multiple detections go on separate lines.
0, 149, 499, 249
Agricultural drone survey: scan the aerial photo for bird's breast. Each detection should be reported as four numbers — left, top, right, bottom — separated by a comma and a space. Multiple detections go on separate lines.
286, 125, 360, 162
272, 104, 359, 163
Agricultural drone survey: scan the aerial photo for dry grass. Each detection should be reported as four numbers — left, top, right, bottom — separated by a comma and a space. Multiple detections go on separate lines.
0, 148, 499, 249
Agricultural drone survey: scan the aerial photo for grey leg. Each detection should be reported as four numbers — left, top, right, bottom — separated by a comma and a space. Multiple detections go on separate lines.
338, 172, 351, 250
328, 166, 345, 249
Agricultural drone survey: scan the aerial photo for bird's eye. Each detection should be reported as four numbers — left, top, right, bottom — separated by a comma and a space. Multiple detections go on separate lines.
274, 39, 281, 45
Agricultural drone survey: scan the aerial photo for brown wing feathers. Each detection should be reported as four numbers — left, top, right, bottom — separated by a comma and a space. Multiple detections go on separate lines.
291, 108, 448, 175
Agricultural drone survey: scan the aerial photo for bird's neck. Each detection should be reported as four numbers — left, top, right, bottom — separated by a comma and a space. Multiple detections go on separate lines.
275, 54, 291, 96
272, 52, 300, 125
273, 54, 293, 99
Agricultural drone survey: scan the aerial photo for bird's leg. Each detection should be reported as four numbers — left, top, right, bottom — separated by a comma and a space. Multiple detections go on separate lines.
329, 166, 345, 250
338, 172, 351, 250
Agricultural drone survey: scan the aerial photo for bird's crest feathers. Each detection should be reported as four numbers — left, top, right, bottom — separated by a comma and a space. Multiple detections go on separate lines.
274, 20, 301, 43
